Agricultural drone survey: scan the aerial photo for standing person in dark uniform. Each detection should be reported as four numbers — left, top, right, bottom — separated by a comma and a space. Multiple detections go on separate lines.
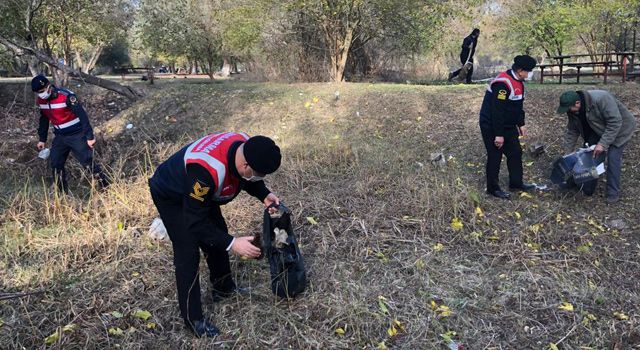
148, 132, 282, 337
479, 55, 537, 199
448, 28, 480, 84
31, 75, 109, 192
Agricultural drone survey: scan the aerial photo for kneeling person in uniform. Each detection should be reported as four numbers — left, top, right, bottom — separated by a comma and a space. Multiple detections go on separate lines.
31, 75, 108, 191
479, 55, 537, 199
148, 132, 282, 337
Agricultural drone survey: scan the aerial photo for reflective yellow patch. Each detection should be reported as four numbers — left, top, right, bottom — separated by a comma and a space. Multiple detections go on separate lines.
189, 182, 210, 202
497, 90, 507, 100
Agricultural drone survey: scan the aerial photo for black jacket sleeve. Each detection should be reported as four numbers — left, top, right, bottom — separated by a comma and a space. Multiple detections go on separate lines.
67, 95, 94, 140
490, 82, 510, 136
243, 179, 271, 202
38, 110, 49, 142
183, 164, 234, 250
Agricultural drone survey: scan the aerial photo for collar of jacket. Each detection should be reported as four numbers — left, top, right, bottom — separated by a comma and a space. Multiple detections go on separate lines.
227, 140, 243, 179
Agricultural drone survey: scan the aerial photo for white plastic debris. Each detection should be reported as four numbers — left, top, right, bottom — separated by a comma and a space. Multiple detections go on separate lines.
126, 123, 134, 130
38, 148, 50, 160
148, 218, 168, 240
274, 228, 289, 248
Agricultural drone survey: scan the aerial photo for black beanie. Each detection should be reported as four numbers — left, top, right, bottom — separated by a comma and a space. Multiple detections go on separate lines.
513, 55, 537, 71
31, 75, 49, 91
243, 135, 281, 174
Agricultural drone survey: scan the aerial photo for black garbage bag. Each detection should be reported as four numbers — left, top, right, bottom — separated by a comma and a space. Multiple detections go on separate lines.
262, 203, 306, 298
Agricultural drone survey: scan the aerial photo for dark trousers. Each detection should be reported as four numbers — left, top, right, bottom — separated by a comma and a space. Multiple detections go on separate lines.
451, 55, 474, 83
481, 126, 524, 192
149, 187, 234, 324
565, 143, 626, 197
50, 132, 108, 191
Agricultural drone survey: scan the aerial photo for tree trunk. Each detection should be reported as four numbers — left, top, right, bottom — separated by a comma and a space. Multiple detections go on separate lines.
220, 56, 232, 77
0, 37, 141, 100
83, 45, 104, 74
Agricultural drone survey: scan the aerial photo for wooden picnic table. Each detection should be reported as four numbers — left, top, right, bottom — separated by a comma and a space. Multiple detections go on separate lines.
538, 52, 638, 84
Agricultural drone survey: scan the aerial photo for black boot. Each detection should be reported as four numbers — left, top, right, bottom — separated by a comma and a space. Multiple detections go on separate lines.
509, 183, 536, 191
185, 319, 220, 337
488, 189, 511, 199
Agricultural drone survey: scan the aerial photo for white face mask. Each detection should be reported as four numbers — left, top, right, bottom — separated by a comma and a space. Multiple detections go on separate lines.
37, 88, 51, 99
243, 175, 265, 182
526, 71, 534, 81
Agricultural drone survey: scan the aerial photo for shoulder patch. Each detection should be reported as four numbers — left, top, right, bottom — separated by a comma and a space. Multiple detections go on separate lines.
497, 90, 507, 100
189, 181, 210, 202
68, 95, 78, 106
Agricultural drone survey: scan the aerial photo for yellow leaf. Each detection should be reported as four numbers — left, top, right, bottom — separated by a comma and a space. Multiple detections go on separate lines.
558, 302, 574, 312
520, 192, 533, 199
62, 324, 76, 332
525, 161, 534, 167
393, 319, 405, 332
306, 216, 318, 225
475, 207, 484, 217
117, 222, 124, 231
433, 243, 444, 252
514, 211, 521, 220
529, 224, 542, 234
550, 343, 559, 350
378, 296, 389, 314
613, 311, 628, 320
131, 272, 140, 277
108, 327, 124, 336
387, 325, 397, 337
377, 341, 388, 350
335, 327, 345, 335
436, 305, 452, 317
415, 258, 425, 270
304, 101, 312, 108
430, 300, 438, 311
146, 322, 156, 330
111, 311, 124, 318
416, 116, 422, 121
44, 331, 60, 345
312, 97, 319, 103
132, 310, 152, 321
451, 217, 464, 231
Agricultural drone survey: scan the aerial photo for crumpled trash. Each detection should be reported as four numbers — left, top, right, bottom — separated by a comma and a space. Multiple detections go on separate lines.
274, 228, 289, 248
126, 123, 133, 130
550, 145, 605, 185
430, 152, 446, 166
38, 148, 50, 160
148, 218, 167, 240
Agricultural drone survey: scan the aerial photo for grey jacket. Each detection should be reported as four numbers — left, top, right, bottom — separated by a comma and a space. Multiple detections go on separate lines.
565, 90, 637, 152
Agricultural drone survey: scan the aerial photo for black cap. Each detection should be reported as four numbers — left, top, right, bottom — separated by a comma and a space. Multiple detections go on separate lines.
243, 135, 281, 175
513, 55, 537, 71
31, 75, 49, 91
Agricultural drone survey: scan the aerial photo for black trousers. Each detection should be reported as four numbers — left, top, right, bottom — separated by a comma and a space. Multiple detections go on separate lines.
149, 187, 235, 324
50, 132, 108, 191
481, 126, 524, 192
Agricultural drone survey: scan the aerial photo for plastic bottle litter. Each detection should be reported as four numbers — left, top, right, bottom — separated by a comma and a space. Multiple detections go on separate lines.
38, 148, 50, 160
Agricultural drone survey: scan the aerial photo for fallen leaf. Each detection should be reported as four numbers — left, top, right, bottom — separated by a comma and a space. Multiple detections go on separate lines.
433, 243, 444, 252
378, 295, 389, 314
525, 161, 534, 167
613, 311, 628, 320
62, 324, 76, 332
132, 310, 152, 321
111, 311, 124, 318
558, 302, 574, 312
306, 216, 318, 225
436, 305, 452, 317
514, 211, 521, 220
44, 331, 60, 345
335, 327, 345, 335
108, 327, 124, 336
146, 322, 156, 330
520, 192, 533, 199
387, 326, 397, 337
550, 343, 559, 350
475, 207, 484, 217
377, 341, 388, 350
304, 101, 312, 108
450, 217, 464, 231
312, 97, 319, 103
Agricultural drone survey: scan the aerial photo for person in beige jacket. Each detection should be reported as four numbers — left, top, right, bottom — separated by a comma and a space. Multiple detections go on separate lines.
557, 90, 637, 203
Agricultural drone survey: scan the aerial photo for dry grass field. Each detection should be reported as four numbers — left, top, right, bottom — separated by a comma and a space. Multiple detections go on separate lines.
1, 79, 639, 349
